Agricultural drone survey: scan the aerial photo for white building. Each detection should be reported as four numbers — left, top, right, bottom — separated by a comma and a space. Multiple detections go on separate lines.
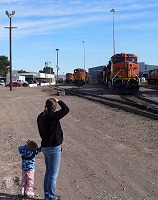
6, 70, 56, 85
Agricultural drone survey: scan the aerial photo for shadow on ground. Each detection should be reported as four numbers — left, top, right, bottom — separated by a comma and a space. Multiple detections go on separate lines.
0, 193, 43, 200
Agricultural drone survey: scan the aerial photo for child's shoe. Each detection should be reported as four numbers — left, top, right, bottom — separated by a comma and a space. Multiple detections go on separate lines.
19, 187, 25, 196
25, 187, 34, 197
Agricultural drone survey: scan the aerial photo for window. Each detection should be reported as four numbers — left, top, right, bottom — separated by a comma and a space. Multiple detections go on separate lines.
126, 57, 137, 63
113, 57, 125, 64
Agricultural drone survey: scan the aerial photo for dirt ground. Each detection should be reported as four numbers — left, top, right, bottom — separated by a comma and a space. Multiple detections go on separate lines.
0, 85, 158, 200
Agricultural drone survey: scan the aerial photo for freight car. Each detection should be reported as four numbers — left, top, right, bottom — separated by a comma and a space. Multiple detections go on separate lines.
65, 73, 74, 83
97, 53, 140, 93
147, 69, 158, 84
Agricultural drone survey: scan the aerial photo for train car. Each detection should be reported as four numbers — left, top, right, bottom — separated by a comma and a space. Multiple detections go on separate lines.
147, 69, 158, 84
65, 73, 74, 83
74, 68, 87, 86
97, 53, 140, 93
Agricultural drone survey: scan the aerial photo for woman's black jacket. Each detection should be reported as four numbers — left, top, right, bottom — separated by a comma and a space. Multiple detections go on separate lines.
37, 100, 69, 147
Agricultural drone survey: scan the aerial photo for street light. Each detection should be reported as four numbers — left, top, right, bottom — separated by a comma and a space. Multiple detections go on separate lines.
82, 41, 85, 71
49, 61, 51, 86
5, 11, 17, 91
56, 49, 59, 85
45, 61, 48, 80
110, 8, 116, 55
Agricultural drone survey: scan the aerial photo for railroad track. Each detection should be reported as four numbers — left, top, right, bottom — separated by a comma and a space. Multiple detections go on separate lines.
64, 87, 158, 120
140, 83, 158, 90
120, 94, 158, 113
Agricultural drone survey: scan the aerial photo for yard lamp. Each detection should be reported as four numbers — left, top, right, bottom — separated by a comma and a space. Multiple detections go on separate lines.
56, 49, 59, 85
4, 11, 17, 91
82, 41, 85, 71
110, 8, 116, 55
49, 61, 51, 86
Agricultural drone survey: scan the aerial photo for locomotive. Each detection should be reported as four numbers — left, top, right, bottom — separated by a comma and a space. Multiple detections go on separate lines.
97, 53, 140, 93
147, 69, 158, 84
85, 71, 91, 84
65, 73, 74, 83
74, 68, 91, 86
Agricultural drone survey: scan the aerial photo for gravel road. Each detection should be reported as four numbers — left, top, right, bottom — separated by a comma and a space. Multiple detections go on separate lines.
0, 85, 158, 200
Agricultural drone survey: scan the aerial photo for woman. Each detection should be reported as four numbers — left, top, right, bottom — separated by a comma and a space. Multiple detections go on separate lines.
37, 98, 69, 200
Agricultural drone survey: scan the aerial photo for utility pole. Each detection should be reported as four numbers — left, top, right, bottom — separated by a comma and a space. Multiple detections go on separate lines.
4, 11, 17, 91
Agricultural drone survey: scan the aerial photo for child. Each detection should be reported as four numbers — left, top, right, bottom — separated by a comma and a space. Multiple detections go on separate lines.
18, 140, 41, 197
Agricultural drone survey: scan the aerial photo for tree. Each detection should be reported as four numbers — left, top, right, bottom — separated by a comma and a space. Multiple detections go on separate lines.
39, 67, 54, 74
0, 56, 10, 77
18, 69, 28, 73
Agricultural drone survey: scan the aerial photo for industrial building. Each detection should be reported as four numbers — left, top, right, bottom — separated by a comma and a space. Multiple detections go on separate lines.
139, 62, 158, 78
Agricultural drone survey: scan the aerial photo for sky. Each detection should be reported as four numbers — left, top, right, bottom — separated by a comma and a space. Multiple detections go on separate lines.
0, 0, 158, 75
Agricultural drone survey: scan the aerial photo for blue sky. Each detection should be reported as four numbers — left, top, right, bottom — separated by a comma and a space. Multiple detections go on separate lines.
0, 0, 158, 75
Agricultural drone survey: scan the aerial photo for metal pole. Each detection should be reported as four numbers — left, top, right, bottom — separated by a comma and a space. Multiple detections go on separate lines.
9, 16, 12, 91
4, 11, 17, 91
49, 61, 51, 86
82, 41, 85, 71
45, 62, 47, 80
56, 49, 59, 85
110, 8, 116, 55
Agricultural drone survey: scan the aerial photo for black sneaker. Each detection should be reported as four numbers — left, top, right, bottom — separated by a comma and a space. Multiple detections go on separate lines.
57, 195, 62, 200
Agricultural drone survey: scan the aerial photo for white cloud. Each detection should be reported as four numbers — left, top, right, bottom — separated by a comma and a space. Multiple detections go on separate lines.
1, 1, 158, 23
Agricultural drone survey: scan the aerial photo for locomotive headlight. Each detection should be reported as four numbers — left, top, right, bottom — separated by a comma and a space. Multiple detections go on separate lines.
124, 63, 128, 67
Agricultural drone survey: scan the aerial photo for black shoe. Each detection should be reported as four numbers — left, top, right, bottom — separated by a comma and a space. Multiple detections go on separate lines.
57, 195, 62, 200
45, 195, 61, 200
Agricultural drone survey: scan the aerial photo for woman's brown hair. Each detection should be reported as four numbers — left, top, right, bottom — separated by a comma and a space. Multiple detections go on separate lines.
44, 98, 57, 114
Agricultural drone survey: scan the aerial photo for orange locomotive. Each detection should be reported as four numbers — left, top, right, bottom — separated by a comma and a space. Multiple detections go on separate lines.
97, 53, 140, 93
85, 71, 91, 84
65, 73, 74, 83
147, 69, 158, 84
74, 68, 87, 86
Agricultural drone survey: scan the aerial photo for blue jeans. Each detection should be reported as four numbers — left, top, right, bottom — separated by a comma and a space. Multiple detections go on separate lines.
42, 145, 61, 200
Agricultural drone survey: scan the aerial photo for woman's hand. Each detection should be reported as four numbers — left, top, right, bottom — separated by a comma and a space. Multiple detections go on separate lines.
54, 98, 59, 102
